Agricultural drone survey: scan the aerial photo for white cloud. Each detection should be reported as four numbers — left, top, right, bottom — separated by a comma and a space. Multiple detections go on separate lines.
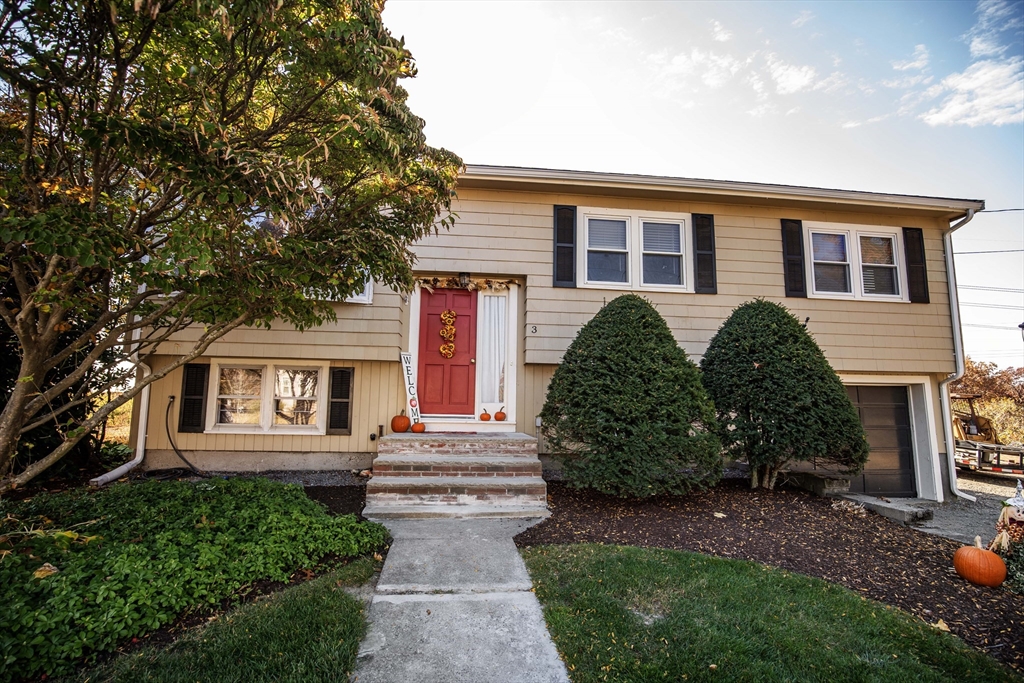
748, 103, 776, 117
814, 72, 849, 94
710, 19, 732, 42
892, 45, 929, 71
881, 74, 933, 89
921, 57, 1024, 126
964, 0, 1023, 58
766, 54, 817, 94
792, 11, 814, 28
648, 48, 746, 90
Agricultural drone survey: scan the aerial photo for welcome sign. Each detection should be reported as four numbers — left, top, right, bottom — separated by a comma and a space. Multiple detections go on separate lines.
400, 352, 421, 424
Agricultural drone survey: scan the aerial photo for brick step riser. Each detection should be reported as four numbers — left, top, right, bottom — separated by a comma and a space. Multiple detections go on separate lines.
373, 465, 541, 477
366, 493, 547, 507
377, 444, 538, 457
367, 483, 546, 496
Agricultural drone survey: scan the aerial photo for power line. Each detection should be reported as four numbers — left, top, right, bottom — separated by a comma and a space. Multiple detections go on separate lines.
979, 208, 1024, 213
959, 285, 1024, 293
956, 249, 1024, 254
963, 323, 1024, 330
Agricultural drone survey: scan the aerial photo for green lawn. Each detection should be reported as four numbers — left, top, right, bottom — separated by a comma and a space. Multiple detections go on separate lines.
71, 557, 375, 683
522, 544, 1017, 683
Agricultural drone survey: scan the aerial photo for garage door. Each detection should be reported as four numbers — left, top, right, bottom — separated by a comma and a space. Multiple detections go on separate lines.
846, 385, 916, 497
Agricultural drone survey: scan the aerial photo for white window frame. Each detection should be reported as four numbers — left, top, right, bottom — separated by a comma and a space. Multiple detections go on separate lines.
344, 276, 373, 304
577, 207, 693, 292
206, 359, 329, 434
640, 219, 686, 287
803, 222, 908, 302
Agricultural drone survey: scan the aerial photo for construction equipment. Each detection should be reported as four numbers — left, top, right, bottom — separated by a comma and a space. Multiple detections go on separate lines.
952, 394, 1024, 475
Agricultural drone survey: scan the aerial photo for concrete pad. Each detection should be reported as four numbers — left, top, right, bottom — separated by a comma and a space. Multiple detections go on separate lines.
376, 536, 532, 594
840, 493, 934, 524
354, 592, 568, 683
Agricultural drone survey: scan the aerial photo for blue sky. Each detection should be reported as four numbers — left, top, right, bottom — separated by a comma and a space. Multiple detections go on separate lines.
383, 0, 1024, 366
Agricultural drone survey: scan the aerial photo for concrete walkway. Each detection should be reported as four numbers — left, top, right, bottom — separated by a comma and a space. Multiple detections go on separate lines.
352, 518, 570, 683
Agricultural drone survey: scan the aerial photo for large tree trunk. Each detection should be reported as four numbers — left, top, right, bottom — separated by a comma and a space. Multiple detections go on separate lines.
0, 351, 45, 479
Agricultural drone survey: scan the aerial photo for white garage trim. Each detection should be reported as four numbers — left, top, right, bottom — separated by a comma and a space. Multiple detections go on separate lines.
837, 374, 943, 503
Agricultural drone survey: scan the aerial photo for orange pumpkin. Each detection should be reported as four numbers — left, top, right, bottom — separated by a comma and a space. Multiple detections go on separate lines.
494, 406, 507, 421
411, 422, 426, 433
479, 409, 491, 421
391, 411, 411, 433
953, 536, 1006, 587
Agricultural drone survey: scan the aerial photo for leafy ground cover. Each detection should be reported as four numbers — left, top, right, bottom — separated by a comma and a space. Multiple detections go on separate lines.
69, 557, 376, 683
523, 544, 1017, 682
516, 480, 1024, 670
0, 478, 387, 680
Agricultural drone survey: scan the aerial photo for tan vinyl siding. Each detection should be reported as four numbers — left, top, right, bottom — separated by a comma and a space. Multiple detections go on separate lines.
414, 188, 955, 375
159, 289, 405, 361
140, 355, 404, 466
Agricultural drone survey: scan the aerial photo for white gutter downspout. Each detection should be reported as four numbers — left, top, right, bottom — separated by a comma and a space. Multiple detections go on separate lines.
91, 289, 150, 487
937, 209, 977, 502
90, 363, 150, 486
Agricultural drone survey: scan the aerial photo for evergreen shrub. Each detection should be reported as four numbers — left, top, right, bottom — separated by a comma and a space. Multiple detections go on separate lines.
700, 299, 869, 489
540, 295, 721, 497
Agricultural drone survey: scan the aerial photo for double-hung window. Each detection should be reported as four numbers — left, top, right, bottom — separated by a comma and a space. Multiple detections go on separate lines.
217, 367, 264, 425
805, 222, 905, 300
858, 234, 899, 296
273, 368, 319, 426
586, 218, 629, 283
642, 221, 683, 286
580, 209, 692, 290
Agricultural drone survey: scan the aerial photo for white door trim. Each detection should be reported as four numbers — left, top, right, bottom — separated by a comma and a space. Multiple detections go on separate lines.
406, 283, 518, 433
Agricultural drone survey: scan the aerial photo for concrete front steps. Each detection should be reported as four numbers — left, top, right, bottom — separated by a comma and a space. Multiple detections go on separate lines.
363, 433, 549, 520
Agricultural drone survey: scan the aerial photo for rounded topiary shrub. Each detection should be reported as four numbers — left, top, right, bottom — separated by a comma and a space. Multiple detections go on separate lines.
540, 294, 722, 497
700, 299, 869, 490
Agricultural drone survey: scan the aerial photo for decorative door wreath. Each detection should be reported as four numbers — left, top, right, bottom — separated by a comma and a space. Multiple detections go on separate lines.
439, 309, 457, 358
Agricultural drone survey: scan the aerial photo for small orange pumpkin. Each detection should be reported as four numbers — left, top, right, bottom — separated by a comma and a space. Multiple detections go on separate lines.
390, 411, 411, 433
953, 536, 1006, 587
479, 409, 491, 421
494, 406, 506, 421
411, 422, 426, 433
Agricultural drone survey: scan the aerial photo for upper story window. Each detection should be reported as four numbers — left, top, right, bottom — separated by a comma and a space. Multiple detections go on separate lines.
804, 222, 906, 301
579, 208, 692, 291
586, 218, 629, 283
642, 222, 683, 286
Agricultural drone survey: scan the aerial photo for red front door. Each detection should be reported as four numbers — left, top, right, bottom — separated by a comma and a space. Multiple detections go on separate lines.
419, 288, 477, 415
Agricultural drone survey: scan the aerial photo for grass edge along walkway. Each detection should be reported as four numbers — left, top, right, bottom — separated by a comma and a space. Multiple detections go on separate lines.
71, 557, 377, 683
522, 544, 1018, 683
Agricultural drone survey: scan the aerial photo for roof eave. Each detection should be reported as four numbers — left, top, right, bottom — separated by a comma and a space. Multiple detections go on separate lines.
459, 164, 985, 220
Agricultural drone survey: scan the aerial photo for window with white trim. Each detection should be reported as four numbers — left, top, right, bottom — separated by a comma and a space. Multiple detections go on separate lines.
642, 221, 683, 286
805, 222, 906, 300
586, 218, 629, 283
579, 208, 691, 290
210, 362, 326, 432
217, 367, 263, 425
273, 368, 319, 426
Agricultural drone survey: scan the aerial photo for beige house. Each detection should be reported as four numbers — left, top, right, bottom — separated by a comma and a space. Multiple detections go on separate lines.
128, 165, 984, 505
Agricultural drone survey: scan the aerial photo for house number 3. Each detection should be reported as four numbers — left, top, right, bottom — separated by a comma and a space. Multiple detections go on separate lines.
530, 325, 537, 334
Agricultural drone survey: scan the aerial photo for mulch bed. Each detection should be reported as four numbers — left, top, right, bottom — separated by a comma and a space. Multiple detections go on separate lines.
515, 480, 1024, 672
305, 485, 367, 518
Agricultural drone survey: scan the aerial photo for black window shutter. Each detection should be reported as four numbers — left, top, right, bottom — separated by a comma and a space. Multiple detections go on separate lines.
553, 205, 576, 288
781, 219, 807, 297
903, 227, 930, 303
327, 367, 354, 435
692, 214, 717, 294
178, 364, 209, 433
